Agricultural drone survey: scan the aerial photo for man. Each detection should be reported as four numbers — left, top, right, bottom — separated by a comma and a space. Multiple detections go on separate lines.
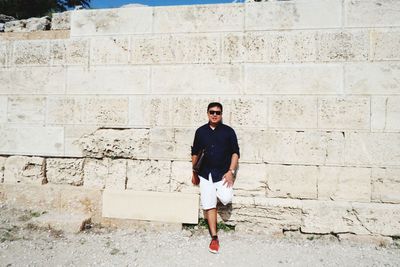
191, 102, 240, 254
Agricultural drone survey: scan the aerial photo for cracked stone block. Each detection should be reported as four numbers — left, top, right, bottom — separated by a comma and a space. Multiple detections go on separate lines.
51, 11, 71, 30
265, 164, 318, 199
371, 96, 400, 132
372, 167, 400, 204
78, 128, 149, 159
46, 158, 84, 186
4, 156, 46, 185
126, 159, 170, 192
13, 40, 50, 65
31, 211, 91, 233
234, 163, 266, 196
170, 161, 199, 194
0, 156, 6, 183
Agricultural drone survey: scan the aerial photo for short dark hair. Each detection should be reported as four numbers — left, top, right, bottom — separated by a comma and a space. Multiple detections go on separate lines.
207, 102, 223, 112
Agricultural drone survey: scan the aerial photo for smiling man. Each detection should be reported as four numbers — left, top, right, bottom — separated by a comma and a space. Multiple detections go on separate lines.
191, 102, 240, 254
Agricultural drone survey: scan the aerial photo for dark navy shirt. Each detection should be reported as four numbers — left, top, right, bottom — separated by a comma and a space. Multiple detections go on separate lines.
191, 123, 240, 183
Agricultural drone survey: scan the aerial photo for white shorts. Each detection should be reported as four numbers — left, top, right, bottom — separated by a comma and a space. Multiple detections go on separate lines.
199, 173, 233, 210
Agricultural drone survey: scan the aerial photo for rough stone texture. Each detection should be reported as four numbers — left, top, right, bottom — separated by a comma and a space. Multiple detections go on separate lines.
370, 29, 400, 61
170, 161, 199, 194
318, 166, 371, 202
225, 97, 268, 128
46, 158, 84, 186
0, 156, 6, 182
83, 158, 108, 189
234, 163, 266, 196
13, 40, 50, 65
265, 164, 318, 199
372, 167, 400, 203
0, 96, 8, 122
91, 36, 130, 65
50, 38, 89, 65
78, 128, 149, 159
7, 96, 46, 123
30, 211, 91, 233
0, 30, 69, 41
3, 156, 46, 184
51, 11, 71, 30
148, 128, 175, 159
107, 159, 127, 190
5, 17, 50, 32
126, 160, 170, 192
338, 234, 393, 247
371, 96, 400, 132
64, 126, 98, 157
0, 41, 12, 67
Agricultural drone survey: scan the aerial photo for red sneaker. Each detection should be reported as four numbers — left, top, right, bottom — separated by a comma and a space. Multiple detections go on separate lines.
209, 238, 219, 254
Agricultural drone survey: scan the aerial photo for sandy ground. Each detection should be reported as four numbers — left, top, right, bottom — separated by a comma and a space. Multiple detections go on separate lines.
1, 206, 400, 267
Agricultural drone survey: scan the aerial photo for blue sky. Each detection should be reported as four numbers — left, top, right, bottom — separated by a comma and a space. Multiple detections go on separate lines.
91, 0, 240, 8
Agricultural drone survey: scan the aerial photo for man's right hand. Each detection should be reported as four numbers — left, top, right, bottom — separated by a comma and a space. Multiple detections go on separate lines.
192, 172, 200, 185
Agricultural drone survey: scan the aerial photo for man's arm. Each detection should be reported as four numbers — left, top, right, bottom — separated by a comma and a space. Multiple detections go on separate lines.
223, 153, 239, 188
191, 154, 200, 185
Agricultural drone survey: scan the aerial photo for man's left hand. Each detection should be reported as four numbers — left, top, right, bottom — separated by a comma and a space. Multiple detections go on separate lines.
222, 171, 234, 188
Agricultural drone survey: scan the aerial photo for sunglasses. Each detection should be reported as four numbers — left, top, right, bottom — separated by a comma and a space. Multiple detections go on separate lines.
208, 110, 222, 115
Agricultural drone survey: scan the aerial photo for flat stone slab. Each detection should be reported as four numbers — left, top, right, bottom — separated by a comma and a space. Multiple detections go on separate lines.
102, 190, 199, 224
31, 211, 91, 233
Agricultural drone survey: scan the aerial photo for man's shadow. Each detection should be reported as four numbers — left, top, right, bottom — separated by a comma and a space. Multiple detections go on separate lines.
217, 201, 233, 222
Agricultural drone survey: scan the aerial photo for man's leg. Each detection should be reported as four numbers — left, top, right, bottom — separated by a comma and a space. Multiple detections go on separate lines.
205, 208, 218, 237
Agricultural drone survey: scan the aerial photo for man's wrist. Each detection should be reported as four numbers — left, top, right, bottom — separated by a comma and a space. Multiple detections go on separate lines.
229, 169, 236, 176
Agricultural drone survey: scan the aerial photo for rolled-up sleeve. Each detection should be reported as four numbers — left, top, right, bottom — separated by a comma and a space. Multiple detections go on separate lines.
230, 130, 240, 158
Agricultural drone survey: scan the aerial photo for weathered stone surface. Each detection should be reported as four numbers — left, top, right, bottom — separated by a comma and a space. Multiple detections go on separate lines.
269, 96, 317, 129
174, 128, 196, 160
154, 4, 243, 33
31, 211, 91, 233
78, 128, 149, 159
46, 158, 84, 186
352, 202, 400, 236
51, 11, 71, 30
318, 97, 370, 130
234, 163, 266, 196
345, 132, 400, 166
7, 96, 46, 123
265, 164, 318, 199
4, 20, 25, 32
338, 234, 393, 247
263, 130, 345, 165
126, 160, 170, 192
91, 36, 130, 65
301, 200, 370, 234
71, 7, 152, 36
131, 34, 219, 64
223, 97, 268, 127
0, 125, 64, 156
318, 166, 371, 202
64, 125, 98, 157
50, 38, 89, 65
372, 167, 400, 203
315, 30, 369, 62
0, 30, 69, 41
149, 128, 175, 159
345, 0, 400, 27
245, 0, 341, 30
0, 96, 7, 122
0, 156, 6, 183
170, 161, 199, 193
0, 41, 12, 67
0, 67, 66, 95
83, 158, 108, 189
13, 40, 50, 65
67, 66, 149, 94
345, 63, 400, 95
107, 159, 127, 190
152, 65, 242, 94
245, 64, 342, 94
370, 29, 400, 60
25, 16, 51, 31
3, 156, 46, 184
371, 96, 400, 132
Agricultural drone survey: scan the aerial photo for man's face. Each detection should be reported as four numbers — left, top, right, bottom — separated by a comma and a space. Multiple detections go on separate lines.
207, 106, 222, 124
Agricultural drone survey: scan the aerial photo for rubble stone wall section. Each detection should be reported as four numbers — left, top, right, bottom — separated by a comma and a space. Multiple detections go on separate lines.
0, 0, 400, 239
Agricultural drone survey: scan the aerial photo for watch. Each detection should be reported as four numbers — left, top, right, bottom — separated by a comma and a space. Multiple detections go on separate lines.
230, 169, 236, 176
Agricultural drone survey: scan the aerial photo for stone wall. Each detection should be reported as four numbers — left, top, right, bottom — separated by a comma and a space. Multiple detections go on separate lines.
0, 0, 400, 240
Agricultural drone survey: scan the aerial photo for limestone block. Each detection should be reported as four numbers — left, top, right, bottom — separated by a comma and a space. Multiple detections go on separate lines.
149, 128, 175, 159
269, 96, 317, 129
245, 64, 342, 94
51, 11, 71, 30
0, 156, 6, 183
31, 211, 91, 233
102, 189, 199, 224
318, 166, 371, 202
71, 7, 152, 36
152, 65, 242, 94
345, 63, 400, 95
315, 30, 369, 62
370, 29, 400, 61
301, 200, 370, 234
352, 202, 400, 236
84, 97, 129, 126
46, 158, 84, 186
0, 41, 12, 67
263, 130, 345, 165
67, 66, 149, 94
64, 126, 99, 157
0, 67, 66, 95
3, 156, 46, 184
174, 128, 196, 160
126, 160, 171, 192
7, 96, 46, 123
12, 40, 50, 65
338, 234, 393, 247
46, 96, 85, 124
0, 96, 7, 123
106, 159, 127, 190
0, 125, 64, 156
78, 128, 149, 159
4, 20, 24, 32
265, 164, 318, 199
222, 31, 316, 63
153, 4, 244, 33
91, 36, 130, 65
234, 163, 266, 196
345, 0, 400, 27
131, 34, 219, 64
318, 97, 370, 130
372, 167, 400, 203
221, 97, 268, 127
170, 161, 199, 193
371, 96, 400, 132
83, 158, 108, 189
344, 132, 400, 166
50, 38, 89, 65
235, 129, 264, 163
245, 0, 342, 31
